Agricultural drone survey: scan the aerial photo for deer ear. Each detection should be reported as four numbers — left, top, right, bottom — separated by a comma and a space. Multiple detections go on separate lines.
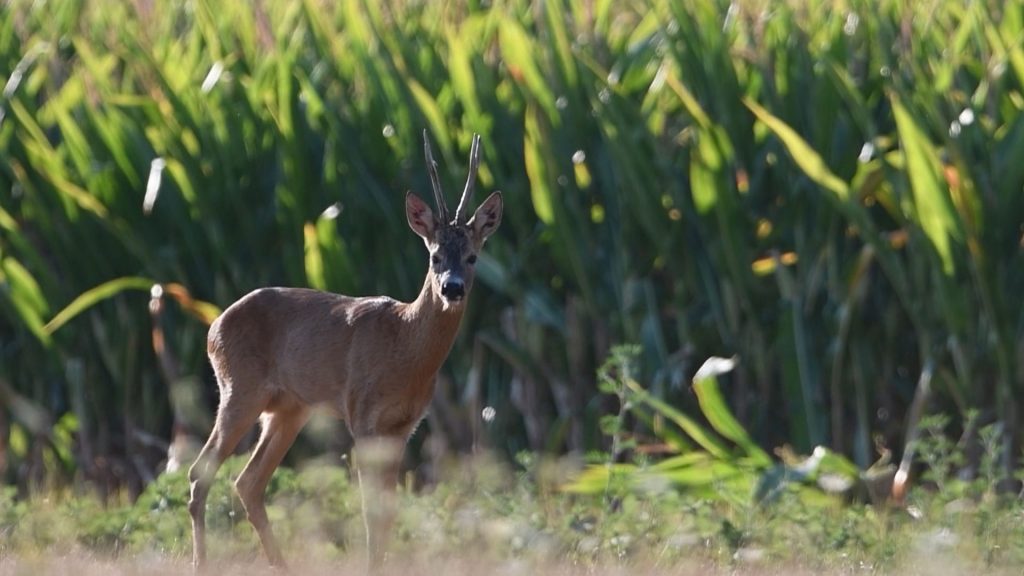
406, 192, 436, 241
468, 191, 503, 242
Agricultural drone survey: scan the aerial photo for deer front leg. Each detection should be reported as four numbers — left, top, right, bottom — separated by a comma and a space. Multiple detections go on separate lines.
353, 435, 405, 568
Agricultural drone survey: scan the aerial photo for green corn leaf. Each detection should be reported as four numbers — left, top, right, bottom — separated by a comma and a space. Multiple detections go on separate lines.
623, 377, 733, 460
318, 213, 356, 295
407, 79, 451, 153
447, 29, 482, 124
666, 72, 712, 130
692, 357, 772, 466
892, 97, 962, 275
1, 257, 47, 316
499, 19, 557, 121
524, 105, 556, 224
43, 277, 156, 336
543, 0, 578, 90
1, 257, 51, 346
651, 459, 744, 487
303, 222, 326, 291
561, 462, 637, 494
745, 99, 849, 199
690, 129, 723, 214
629, 403, 695, 453
994, 112, 1024, 199
649, 451, 711, 472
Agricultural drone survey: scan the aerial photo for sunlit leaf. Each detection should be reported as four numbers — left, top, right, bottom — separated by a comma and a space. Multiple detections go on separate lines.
524, 105, 556, 224
623, 377, 733, 460
304, 222, 326, 291
692, 357, 772, 466
499, 19, 557, 120
745, 99, 849, 199
1, 257, 51, 345
892, 97, 962, 275
43, 277, 155, 335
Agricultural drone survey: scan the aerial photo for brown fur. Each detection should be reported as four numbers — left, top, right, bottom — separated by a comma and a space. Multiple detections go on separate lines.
187, 188, 503, 569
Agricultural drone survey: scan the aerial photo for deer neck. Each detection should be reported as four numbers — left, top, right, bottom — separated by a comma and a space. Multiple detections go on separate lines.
399, 274, 465, 376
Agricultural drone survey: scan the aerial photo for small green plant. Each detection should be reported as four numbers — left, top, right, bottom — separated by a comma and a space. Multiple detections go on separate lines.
595, 344, 641, 503
915, 414, 962, 496
566, 347, 860, 510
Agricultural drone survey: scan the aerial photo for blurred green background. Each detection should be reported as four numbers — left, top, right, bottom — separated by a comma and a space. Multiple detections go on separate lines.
1, 0, 1023, 497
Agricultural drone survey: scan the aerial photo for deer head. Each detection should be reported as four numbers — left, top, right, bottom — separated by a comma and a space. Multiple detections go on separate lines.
405, 132, 503, 309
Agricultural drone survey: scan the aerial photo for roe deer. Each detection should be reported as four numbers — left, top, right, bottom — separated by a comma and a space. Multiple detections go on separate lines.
187, 132, 502, 568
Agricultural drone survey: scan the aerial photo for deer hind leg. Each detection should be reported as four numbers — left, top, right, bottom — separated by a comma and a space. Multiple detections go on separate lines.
188, 382, 270, 569
234, 398, 310, 568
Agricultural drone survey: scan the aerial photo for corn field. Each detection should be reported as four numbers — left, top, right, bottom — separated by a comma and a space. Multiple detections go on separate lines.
1, 0, 1023, 496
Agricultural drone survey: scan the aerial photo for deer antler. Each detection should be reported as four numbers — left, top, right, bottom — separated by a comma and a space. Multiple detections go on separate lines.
423, 130, 449, 223
454, 134, 481, 224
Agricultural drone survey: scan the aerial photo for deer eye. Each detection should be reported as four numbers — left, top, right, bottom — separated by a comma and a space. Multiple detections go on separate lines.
431, 254, 441, 265
467, 254, 477, 265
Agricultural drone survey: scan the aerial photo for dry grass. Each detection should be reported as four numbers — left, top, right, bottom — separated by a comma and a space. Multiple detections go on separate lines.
0, 547, 1018, 576
4, 456, 1023, 576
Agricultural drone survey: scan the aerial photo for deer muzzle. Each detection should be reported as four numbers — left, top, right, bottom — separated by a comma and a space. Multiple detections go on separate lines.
440, 276, 465, 302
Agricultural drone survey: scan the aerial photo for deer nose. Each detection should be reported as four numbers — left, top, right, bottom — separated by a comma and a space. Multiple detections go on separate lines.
441, 278, 465, 301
